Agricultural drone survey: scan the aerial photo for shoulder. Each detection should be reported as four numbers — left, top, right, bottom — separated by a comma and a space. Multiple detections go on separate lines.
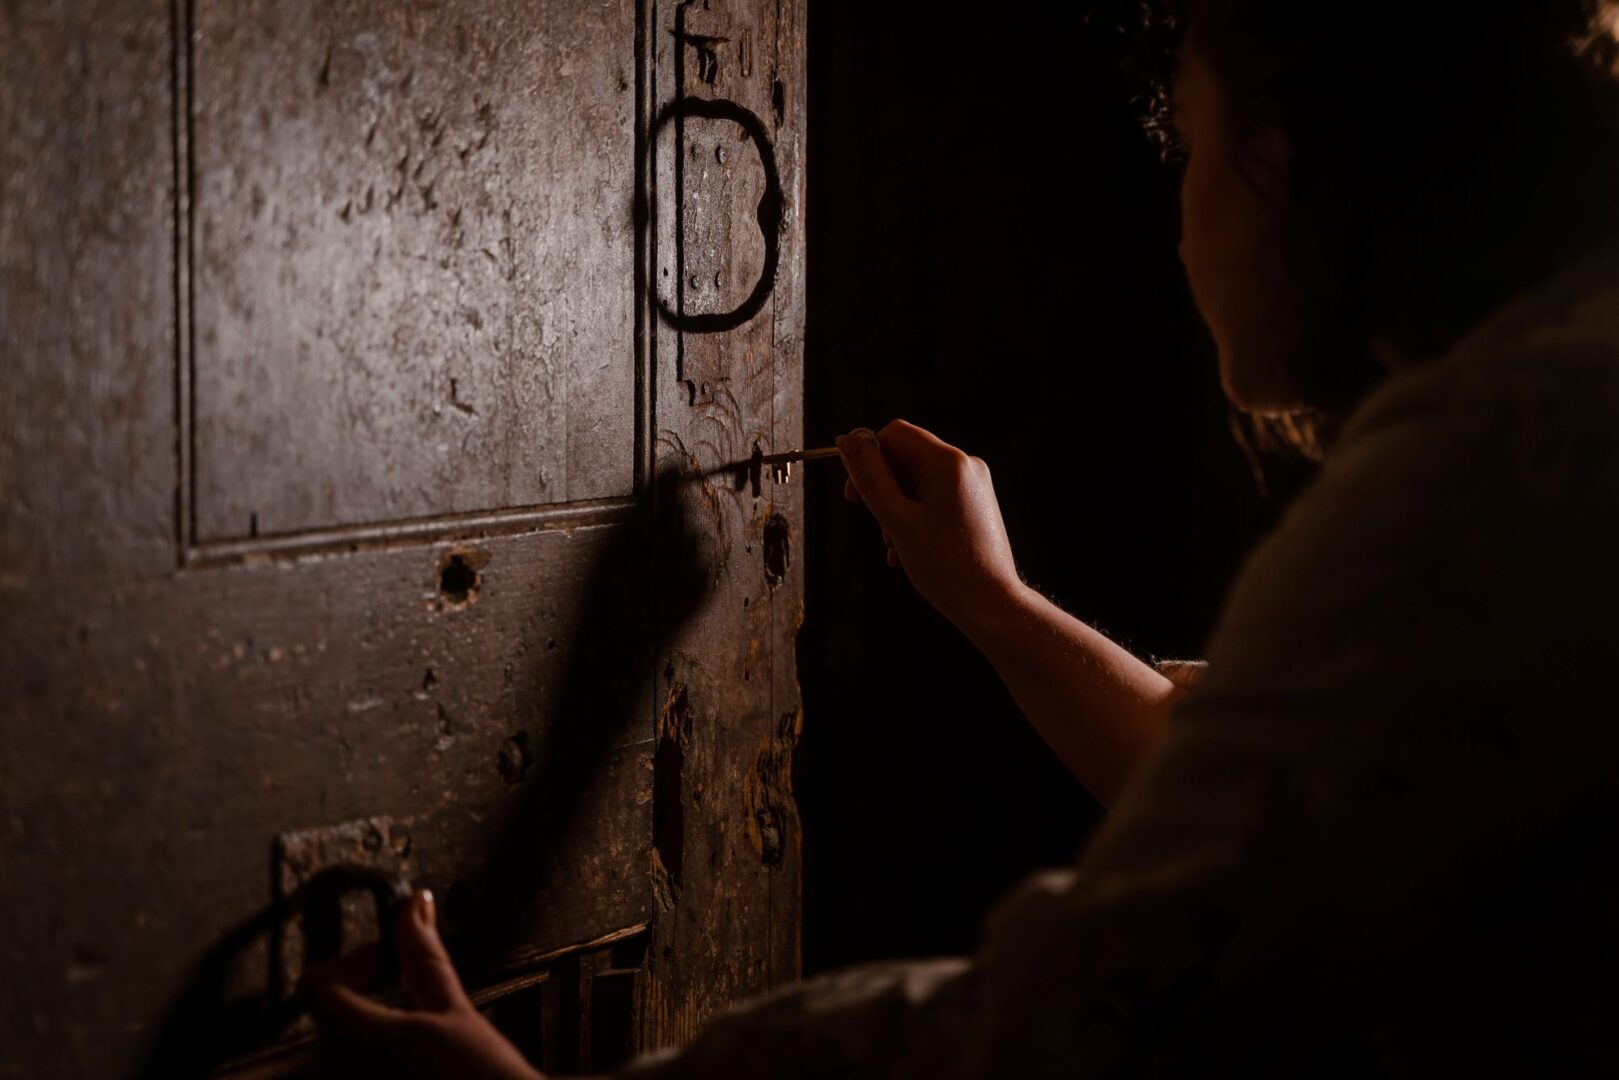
1199, 263, 1619, 706
1344, 313, 1619, 501
1341, 246, 1619, 493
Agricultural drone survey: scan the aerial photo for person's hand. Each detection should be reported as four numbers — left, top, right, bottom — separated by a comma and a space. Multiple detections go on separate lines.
837, 420, 1027, 640
302, 890, 544, 1080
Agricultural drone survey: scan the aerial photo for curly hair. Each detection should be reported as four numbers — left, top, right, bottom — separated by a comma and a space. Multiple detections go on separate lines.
1119, 0, 1619, 456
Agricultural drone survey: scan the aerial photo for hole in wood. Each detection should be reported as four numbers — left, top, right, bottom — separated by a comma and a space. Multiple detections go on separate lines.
498, 731, 531, 784
763, 513, 791, 588
652, 683, 692, 896
439, 553, 480, 607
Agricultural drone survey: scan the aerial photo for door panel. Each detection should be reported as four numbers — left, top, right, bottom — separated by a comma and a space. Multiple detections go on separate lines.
0, 0, 804, 1076
191, 0, 638, 539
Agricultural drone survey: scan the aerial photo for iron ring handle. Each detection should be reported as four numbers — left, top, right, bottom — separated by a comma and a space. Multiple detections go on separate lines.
655, 95, 783, 334
290, 864, 415, 991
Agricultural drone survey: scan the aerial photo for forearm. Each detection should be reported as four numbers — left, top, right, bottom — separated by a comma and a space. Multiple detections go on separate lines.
831, 421, 1179, 803
962, 584, 1176, 806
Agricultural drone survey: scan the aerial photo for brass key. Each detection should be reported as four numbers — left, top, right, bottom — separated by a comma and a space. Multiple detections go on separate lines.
705, 428, 878, 497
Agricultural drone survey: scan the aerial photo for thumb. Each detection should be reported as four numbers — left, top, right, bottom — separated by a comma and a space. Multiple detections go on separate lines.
396, 889, 470, 1013
837, 430, 913, 532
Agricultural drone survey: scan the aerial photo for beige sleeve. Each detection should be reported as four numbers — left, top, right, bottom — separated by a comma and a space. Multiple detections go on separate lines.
1151, 658, 1207, 691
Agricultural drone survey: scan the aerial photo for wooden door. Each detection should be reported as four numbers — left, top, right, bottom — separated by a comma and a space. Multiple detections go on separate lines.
0, 0, 804, 1076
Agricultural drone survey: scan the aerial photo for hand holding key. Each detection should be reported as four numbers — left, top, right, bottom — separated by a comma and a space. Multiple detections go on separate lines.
837, 420, 1027, 641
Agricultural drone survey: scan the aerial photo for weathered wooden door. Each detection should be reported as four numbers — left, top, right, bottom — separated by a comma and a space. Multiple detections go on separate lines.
0, 0, 804, 1075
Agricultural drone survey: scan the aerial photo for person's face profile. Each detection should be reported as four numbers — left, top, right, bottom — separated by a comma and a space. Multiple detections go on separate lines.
1174, 43, 1310, 415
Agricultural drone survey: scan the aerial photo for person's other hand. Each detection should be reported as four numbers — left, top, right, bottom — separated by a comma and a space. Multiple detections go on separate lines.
303, 890, 544, 1080
838, 420, 1026, 639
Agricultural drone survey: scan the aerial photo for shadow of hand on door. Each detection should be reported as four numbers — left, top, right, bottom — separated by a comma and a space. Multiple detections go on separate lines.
447, 463, 711, 969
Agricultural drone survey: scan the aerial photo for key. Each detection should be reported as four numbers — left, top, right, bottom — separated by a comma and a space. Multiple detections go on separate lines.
690, 429, 879, 497
746, 428, 878, 496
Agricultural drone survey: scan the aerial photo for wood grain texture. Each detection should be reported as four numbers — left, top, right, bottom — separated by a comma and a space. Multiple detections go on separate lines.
768, 0, 808, 991
191, 0, 638, 539
0, 0, 177, 580
641, 0, 805, 1054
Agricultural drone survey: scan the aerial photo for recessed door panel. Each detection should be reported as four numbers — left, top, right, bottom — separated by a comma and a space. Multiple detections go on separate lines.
191, 0, 638, 540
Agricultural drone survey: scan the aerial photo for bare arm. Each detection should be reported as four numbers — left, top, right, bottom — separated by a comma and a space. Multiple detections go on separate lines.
837, 420, 1174, 806
966, 583, 1176, 806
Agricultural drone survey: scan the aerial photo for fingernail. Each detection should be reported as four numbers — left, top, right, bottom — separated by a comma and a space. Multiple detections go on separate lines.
851, 427, 879, 446
417, 888, 436, 927
835, 433, 862, 457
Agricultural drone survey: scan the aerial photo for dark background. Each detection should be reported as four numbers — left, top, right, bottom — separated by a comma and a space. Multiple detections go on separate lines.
796, 2, 1310, 974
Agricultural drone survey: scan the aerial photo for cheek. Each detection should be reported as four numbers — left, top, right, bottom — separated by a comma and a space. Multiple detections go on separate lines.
1177, 156, 1230, 326
1177, 173, 1202, 274
1176, 151, 1294, 408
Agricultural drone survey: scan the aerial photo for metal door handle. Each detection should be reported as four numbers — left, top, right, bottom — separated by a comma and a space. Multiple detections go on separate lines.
293, 863, 416, 987
655, 95, 783, 335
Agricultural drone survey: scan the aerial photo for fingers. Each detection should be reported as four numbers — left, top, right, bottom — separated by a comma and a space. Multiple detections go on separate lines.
396, 889, 471, 1013
876, 418, 956, 459
836, 429, 912, 531
303, 953, 408, 1062
300, 939, 379, 1013
302, 889, 468, 1022
870, 419, 974, 497
307, 975, 407, 1034
840, 420, 973, 571
306, 940, 380, 992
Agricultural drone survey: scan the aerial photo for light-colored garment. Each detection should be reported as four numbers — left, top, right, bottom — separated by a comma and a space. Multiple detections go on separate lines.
623, 249, 1619, 1078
